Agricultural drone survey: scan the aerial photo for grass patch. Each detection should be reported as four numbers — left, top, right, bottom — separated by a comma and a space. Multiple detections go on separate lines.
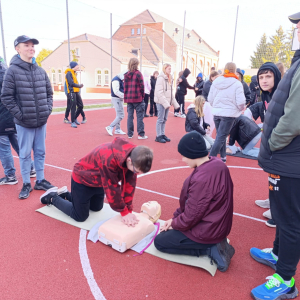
52, 103, 123, 113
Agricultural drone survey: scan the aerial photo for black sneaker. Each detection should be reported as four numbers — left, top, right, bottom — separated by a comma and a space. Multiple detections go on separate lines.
64, 118, 71, 124
40, 188, 58, 205
34, 179, 55, 191
74, 119, 80, 125
266, 219, 276, 228
162, 135, 171, 142
0, 175, 18, 185
30, 169, 36, 178
208, 239, 235, 272
155, 136, 167, 143
19, 183, 33, 199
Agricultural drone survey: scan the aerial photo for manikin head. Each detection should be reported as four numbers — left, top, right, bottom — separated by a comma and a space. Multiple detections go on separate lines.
140, 201, 161, 222
14, 35, 39, 63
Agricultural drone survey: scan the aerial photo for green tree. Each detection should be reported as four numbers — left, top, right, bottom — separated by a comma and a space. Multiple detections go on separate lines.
244, 75, 251, 84
250, 34, 272, 68
70, 49, 78, 62
267, 26, 287, 64
36, 48, 53, 66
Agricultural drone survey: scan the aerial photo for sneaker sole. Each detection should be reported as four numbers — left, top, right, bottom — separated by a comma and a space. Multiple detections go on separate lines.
19, 187, 33, 199
255, 201, 270, 209
114, 132, 126, 135
128, 136, 133, 139
138, 137, 148, 140
105, 127, 113, 136
0, 180, 18, 185
57, 186, 68, 195
251, 287, 298, 300
34, 184, 57, 191
216, 239, 235, 272
40, 187, 58, 203
265, 221, 276, 228
30, 173, 36, 178
249, 251, 277, 270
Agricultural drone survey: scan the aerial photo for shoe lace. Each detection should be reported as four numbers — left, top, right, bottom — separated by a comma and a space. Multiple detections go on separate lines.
265, 276, 281, 289
22, 184, 31, 191
262, 248, 273, 254
42, 179, 51, 185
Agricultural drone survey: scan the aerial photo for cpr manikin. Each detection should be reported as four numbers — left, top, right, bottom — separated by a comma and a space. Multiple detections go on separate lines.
98, 201, 161, 253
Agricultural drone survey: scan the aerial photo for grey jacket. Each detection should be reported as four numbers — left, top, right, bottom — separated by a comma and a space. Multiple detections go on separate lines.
1, 55, 53, 128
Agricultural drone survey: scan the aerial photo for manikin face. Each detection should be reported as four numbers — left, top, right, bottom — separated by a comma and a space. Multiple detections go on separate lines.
16, 41, 35, 60
258, 71, 274, 93
141, 201, 161, 222
297, 21, 300, 42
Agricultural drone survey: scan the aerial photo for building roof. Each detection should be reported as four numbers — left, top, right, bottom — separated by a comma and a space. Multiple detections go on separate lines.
122, 10, 218, 58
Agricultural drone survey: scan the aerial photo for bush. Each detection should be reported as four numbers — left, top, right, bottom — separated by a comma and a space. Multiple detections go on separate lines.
244, 75, 251, 84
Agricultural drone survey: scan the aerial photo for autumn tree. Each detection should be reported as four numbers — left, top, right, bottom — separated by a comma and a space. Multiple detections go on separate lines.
36, 48, 53, 66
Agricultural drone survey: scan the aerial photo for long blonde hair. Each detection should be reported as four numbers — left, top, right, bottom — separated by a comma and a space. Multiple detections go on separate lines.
194, 96, 206, 118
163, 63, 172, 84
128, 58, 139, 72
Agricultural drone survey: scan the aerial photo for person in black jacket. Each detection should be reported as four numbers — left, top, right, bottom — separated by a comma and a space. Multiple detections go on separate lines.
149, 71, 158, 117
249, 75, 260, 105
202, 70, 219, 100
236, 68, 251, 105
174, 68, 195, 118
226, 115, 262, 157
194, 73, 204, 97
1, 35, 55, 199
185, 96, 214, 149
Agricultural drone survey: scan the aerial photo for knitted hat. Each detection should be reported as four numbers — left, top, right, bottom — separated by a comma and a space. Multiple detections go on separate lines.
197, 73, 203, 78
224, 62, 236, 74
178, 131, 208, 159
70, 61, 78, 69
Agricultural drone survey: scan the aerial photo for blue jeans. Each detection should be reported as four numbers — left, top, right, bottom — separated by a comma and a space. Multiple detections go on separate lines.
0, 134, 19, 177
16, 124, 47, 183
242, 132, 262, 158
210, 116, 236, 158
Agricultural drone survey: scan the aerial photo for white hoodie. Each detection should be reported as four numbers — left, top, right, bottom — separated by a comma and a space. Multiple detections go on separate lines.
208, 76, 245, 117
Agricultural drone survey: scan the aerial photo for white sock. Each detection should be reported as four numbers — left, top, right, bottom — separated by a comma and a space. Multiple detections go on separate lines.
271, 251, 278, 260
284, 279, 292, 286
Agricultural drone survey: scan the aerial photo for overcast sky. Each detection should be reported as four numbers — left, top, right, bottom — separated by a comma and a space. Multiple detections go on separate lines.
0, 0, 297, 68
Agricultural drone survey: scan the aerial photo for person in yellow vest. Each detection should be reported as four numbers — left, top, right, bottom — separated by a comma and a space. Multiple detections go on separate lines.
64, 61, 85, 128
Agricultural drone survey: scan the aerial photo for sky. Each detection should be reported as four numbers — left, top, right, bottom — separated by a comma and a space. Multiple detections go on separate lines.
0, 0, 298, 69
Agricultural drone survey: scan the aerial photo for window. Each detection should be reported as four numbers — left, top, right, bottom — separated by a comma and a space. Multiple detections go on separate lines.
137, 28, 140, 35
58, 69, 62, 83
131, 29, 134, 35
143, 28, 146, 34
75, 47, 80, 56
104, 70, 109, 86
96, 70, 102, 85
51, 69, 56, 84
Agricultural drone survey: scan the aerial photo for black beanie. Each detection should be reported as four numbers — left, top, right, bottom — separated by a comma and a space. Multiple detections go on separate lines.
178, 131, 208, 159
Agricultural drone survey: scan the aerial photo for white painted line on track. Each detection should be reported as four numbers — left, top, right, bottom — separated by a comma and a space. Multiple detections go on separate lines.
79, 230, 106, 300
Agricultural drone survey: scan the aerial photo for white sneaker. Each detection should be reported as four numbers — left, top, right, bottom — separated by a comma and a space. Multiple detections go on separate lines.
138, 135, 148, 140
181, 114, 186, 118
105, 126, 113, 136
255, 199, 270, 209
174, 112, 180, 117
115, 129, 126, 135
263, 209, 272, 219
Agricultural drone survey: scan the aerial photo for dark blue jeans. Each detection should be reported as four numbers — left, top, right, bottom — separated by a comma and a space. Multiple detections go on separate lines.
209, 116, 235, 158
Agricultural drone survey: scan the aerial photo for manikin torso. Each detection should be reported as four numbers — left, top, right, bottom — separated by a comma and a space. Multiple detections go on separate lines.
98, 201, 161, 253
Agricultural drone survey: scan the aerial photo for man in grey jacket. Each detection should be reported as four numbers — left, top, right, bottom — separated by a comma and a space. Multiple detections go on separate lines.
105, 70, 127, 136
1, 35, 55, 199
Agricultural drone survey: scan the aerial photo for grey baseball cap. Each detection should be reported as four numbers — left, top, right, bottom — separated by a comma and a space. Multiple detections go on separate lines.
288, 12, 300, 24
14, 35, 39, 47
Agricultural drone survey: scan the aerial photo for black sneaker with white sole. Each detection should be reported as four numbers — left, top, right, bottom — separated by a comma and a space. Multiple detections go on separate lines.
0, 175, 18, 185
30, 169, 36, 178
40, 189, 58, 206
19, 183, 33, 199
266, 219, 276, 228
208, 239, 235, 272
34, 179, 55, 191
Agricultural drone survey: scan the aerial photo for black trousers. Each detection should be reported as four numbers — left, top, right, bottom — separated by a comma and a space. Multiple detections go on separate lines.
269, 174, 300, 280
174, 93, 185, 114
52, 178, 105, 222
149, 95, 157, 116
65, 93, 85, 122
144, 94, 149, 115
154, 229, 214, 257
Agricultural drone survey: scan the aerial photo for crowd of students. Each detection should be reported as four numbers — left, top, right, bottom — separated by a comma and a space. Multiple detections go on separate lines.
0, 11, 300, 300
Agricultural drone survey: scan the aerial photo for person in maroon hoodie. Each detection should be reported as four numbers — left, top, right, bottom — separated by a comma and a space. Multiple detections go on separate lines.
154, 131, 235, 272
39, 137, 153, 226
124, 58, 147, 139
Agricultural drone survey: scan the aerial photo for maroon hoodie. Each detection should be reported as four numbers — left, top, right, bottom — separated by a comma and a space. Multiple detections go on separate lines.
171, 157, 233, 244
72, 138, 137, 216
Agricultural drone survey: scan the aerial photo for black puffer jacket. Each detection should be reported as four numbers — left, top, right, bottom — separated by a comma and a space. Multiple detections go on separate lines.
229, 115, 261, 149
249, 102, 265, 123
177, 68, 194, 96
202, 80, 212, 100
194, 79, 204, 96
249, 75, 260, 105
1, 55, 53, 128
150, 76, 156, 99
0, 67, 16, 135
185, 105, 209, 135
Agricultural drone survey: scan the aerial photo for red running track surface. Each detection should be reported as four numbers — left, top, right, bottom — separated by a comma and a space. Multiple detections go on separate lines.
1, 108, 298, 300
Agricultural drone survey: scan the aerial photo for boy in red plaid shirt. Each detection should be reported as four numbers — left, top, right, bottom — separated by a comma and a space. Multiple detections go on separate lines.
124, 58, 148, 139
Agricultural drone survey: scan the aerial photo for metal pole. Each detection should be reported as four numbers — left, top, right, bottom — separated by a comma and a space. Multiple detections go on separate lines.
162, 23, 165, 66
181, 11, 186, 70
232, 5, 239, 61
110, 13, 112, 82
140, 23, 143, 72
0, 0, 6, 62
66, 0, 71, 65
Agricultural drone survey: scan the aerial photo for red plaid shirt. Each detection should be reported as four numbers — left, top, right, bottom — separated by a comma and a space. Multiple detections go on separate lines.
124, 70, 145, 103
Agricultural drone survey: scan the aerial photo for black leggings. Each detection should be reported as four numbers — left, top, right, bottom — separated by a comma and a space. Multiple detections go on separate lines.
52, 177, 104, 222
154, 229, 214, 257
65, 93, 85, 121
